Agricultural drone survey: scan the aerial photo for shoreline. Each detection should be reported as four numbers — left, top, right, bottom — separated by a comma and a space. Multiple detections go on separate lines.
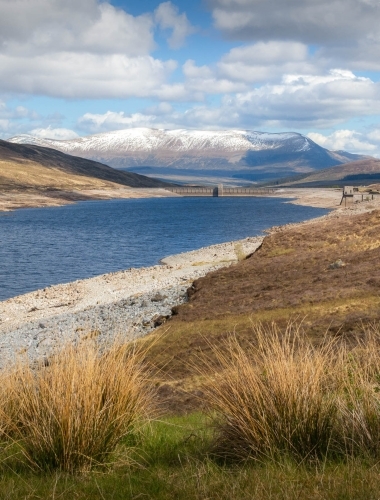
0, 186, 342, 212
1, 187, 378, 366
0, 187, 179, 212
0, 236, 263, 366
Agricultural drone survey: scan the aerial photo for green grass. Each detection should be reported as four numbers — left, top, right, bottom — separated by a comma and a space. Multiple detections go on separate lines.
2, 414, 380, 499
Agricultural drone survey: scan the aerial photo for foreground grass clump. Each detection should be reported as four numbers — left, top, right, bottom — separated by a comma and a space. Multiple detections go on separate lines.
6, 341, 153, 472
201, 322, 380, 464
336, 327, 380, 458
203, 323, 339, 462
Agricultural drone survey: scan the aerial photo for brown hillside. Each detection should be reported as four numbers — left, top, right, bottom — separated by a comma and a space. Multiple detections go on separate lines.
0, 139, 170, 190
280, 158, 380, 186
143, 209, 380, 413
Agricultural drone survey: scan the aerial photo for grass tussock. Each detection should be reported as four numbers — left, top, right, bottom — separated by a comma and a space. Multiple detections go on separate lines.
203, 323, 337, 462
202, 322, 380, 464
337, 326, 380, 458
3, 340, 154, 472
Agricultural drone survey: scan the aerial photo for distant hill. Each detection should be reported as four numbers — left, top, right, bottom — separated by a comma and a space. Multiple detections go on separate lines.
264, 158, 380, 187
0, 139, 170, 192
8, 128, 371, 185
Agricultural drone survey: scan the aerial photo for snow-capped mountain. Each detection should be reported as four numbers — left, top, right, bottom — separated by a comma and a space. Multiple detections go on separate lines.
8, 128, 368, 184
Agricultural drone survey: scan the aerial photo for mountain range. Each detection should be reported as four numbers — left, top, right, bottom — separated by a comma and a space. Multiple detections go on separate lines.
8, 128, 370, 185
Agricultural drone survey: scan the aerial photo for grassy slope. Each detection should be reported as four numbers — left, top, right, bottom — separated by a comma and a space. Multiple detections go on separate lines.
142, 209, 380, 413
0, 139, 171, 191
271, 158, 380, 187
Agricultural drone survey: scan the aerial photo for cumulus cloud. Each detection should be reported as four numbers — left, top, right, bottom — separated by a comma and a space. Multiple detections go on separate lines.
207, 0, 380, 69
218, 41, 317, 83
29, 126, 79, 140
0, 53, 177, 98
0, 0, 187, 100
154, 1, 197, 49
181, 41, 320, 94
208, 0, 380, 44
183, 60, 248, 93
78, 111, 159, 133
77, 109, 185, 134
218, 70, 380, 129
0, 101, 39, 121
0, 101, 81, 141
174, 69, 380, 130
0, 0, 154, 56
308, 130, 380, 156
74, 67, 380, 138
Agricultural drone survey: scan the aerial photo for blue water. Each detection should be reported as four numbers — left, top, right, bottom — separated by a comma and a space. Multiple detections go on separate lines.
0, 197, 328, 301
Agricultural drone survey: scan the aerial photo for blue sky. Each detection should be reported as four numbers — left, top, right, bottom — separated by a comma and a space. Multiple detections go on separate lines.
1, 0, 380, 156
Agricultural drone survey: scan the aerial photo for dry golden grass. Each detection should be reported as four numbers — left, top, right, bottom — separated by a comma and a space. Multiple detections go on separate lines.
0, 159, 120, 191
1, 340, 154, 472
200, 322, 380, 464
202, 323, 338, 462
336, 326, 380, 458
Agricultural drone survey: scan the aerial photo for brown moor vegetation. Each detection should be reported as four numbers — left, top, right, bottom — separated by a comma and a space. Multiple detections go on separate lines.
144, 208, 380, 413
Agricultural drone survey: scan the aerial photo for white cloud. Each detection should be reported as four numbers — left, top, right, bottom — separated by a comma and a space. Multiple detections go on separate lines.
207, 0, 380, 69
78, 111, 162, 133
29, 126, 79, 140
208, 0, 380, 44
183, 60, 248, 93
368, 130, 380, 143
75, 66, 380, 138
181, 42, 319, 94
222, 41, 308, 65
0, 0, 154, 56
0, 119, 10, 133
77, 108, 202, 134
0, 0, 184, 100
0, 101, 86, 141
0, 53, 177, 98
164, 69, 380, 131
217, 41, 316, 84
154, 2, 197, 49
218, 70, 380, 129
308, 129, 380, 156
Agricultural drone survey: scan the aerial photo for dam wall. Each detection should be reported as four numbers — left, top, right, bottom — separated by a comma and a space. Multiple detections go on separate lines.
167, 185, 275, 197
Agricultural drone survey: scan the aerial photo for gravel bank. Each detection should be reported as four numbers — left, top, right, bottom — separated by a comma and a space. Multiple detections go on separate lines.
0, 236, 263, 367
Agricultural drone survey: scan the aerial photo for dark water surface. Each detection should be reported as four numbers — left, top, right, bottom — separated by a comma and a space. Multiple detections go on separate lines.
0, 197, 328, 301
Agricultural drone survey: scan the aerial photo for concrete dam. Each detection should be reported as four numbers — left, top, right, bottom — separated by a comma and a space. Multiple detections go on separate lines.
167, 185, 274, 197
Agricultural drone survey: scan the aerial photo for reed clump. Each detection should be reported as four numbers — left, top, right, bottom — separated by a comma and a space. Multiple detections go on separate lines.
203, 322, 380, 464
336, 326, 380, 458
203, 323, 338, 462
4, 341, 153, 472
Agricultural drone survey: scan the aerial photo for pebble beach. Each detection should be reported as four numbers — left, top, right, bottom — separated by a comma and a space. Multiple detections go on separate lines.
0, 236, 263, 366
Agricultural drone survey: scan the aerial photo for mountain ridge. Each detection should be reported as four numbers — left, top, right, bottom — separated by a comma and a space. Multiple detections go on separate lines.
0, 139, 170, 189
0, 139, 173, 211
262, 158, 380, 188
8, 128, 371, 184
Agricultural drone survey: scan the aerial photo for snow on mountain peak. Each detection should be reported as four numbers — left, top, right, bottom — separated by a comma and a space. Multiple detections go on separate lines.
8, 128, 309, 155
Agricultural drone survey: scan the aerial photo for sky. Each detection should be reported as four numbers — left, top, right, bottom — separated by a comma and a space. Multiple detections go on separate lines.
1, 0, 380, 156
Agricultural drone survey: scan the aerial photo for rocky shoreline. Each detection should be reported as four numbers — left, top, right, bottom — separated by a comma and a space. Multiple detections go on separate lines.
0, 237, 263, 367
